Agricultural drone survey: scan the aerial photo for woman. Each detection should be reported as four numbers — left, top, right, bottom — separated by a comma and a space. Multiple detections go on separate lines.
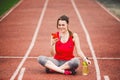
38, 15, 91, 75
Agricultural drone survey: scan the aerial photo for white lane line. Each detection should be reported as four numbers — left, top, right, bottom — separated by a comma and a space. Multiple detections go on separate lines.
104, 75, 110, 80
0, 56, 37, 59
71, 0, 101, 80
0, 56, 120, 60
10, 0, 49, 80
96, 1, 120, 22
18, 67, 26, 80
89, 57, 120, 60
0, 0, 23, 22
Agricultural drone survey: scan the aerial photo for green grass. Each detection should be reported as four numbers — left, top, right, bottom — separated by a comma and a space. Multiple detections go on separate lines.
97, 0, 120, 18
0, 0, 20, 17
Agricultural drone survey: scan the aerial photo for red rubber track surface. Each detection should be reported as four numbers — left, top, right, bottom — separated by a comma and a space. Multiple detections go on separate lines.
0, 0, 120, 80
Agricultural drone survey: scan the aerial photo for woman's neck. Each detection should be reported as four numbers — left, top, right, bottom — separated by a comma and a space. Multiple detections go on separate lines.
60, 31, 69, 43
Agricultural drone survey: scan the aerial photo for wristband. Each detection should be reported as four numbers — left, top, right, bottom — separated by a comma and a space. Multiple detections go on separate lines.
83, 57, 88, 61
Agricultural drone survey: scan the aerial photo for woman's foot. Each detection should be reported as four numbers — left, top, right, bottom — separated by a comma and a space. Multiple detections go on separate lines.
64, 69, 76, 75
45, 68, 55, 73
45, 68, 76, 75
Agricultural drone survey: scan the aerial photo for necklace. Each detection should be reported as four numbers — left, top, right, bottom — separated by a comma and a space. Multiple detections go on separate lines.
60, 31, 69, 43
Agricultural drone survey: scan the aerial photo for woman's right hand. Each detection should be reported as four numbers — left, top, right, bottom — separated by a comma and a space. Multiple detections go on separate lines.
51, 33, 59, 46
50, 35, 58, 56
51, 37, 58, 46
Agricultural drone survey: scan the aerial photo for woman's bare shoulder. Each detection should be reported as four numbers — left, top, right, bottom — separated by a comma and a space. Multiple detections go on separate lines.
72, 32, 79, 41
73, 32, 78, 38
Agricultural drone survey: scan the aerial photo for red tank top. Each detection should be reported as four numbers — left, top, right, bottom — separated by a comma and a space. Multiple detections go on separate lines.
54, 32, 75, 60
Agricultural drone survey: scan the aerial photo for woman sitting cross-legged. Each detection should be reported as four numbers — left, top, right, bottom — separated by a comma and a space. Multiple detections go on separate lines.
37, 15, 91, 75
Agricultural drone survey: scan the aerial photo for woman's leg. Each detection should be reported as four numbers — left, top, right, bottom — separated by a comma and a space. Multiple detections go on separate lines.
45, 60, 64, 73
59, 62, 70, 70
44, 60, 74, 75
37, 56, 64, 74
59, 58, 80, 70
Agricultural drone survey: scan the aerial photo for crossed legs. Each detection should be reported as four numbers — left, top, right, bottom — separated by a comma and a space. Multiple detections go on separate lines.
37, 56, 80, 74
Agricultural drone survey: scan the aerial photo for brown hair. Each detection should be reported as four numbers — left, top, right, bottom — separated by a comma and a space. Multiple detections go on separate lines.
57, 15, 73, 38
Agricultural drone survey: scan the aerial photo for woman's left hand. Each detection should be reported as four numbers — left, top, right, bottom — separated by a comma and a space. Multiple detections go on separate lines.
86, 59, 91, 65
83, 57, 91, 65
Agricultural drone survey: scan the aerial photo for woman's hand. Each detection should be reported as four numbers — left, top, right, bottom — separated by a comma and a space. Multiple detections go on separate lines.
51, 38, 58, 46
50, 36, 58, 56
86, 59, 91, 65
83, 57, 91, 65
51, 33, 59, 46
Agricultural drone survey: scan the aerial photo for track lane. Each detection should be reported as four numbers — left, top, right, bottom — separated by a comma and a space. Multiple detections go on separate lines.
74, 0, 120, 79
25, 0, 95, 80
0, 0, 46, 79
10, 0, 48, 79
0, 0, 120, 80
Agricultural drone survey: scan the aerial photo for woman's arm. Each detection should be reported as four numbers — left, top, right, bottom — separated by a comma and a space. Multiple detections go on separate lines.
73, 33, 91, 64
50, 35, 58, 56
50, 36, 56, 56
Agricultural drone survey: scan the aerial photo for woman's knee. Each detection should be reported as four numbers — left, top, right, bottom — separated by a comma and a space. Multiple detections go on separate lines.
37, 56, 48, 66
68, 58, 80, 69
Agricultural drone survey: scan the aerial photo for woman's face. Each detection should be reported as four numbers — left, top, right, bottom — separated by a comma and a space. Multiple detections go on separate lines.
57, 20, 68, 33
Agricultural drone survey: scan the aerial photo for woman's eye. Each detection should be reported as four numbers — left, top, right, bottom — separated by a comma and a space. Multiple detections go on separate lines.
62, 24, 65, 26
58, 24, 61, 26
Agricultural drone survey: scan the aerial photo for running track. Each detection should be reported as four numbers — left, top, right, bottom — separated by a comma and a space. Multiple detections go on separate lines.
0, 0, 120, 80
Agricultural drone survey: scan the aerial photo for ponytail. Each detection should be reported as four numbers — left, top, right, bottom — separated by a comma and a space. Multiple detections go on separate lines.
68, 29, 73, 38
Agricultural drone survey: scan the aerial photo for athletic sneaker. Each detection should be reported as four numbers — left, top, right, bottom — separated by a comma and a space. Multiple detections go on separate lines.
45, 68, 55, 73
70, 69, 76, 75
64, 69, 76, 75
45, 68, 76, 75
64, 70, 72, 75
